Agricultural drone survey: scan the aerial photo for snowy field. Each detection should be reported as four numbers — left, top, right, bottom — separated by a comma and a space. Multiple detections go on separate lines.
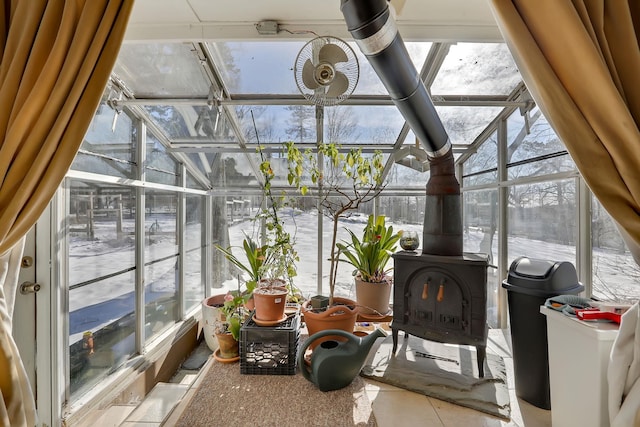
68, 210, 640, 345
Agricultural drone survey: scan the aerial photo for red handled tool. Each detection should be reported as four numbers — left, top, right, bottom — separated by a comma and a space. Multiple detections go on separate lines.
575, 308, 622, 324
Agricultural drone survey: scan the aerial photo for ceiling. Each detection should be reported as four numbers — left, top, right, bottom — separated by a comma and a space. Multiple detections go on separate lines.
90, 0, 530, 192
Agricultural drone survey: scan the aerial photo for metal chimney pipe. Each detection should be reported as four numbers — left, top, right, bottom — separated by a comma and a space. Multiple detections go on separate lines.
341, 0, 462, 256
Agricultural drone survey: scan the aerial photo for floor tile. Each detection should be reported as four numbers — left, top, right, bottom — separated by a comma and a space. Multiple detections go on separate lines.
487, 329, 513, 358
369, 389, 444, 427
429, 397, 519, 427
508, 389, 551, 427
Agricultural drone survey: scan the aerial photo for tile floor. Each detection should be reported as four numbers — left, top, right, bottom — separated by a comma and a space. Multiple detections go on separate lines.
363, 329, 551, 427
83, 329, 552, 427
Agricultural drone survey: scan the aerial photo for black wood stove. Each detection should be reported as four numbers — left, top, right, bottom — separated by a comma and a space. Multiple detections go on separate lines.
391, 251, 489, 377
342, 0, 491, 378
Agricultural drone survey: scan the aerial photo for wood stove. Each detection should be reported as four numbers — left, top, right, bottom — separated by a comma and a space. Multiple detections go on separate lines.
391, 251, 489, 377
341, 0, 491, 378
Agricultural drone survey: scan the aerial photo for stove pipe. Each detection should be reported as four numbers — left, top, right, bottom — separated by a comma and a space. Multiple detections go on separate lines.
341, 0, 462, 256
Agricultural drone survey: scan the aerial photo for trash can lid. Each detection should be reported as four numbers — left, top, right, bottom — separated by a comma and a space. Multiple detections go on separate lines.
502, 256, 584, 296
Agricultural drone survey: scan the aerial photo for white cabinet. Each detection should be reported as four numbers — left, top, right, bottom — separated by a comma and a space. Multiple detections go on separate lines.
540, 305, 619, 427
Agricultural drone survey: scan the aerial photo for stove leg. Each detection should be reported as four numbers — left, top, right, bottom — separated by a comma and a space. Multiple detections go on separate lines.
476, 345, 486, 378
392, 328, 399, 354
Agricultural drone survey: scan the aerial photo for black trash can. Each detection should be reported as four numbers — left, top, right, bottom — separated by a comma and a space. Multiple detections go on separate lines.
502, 256, 584, 410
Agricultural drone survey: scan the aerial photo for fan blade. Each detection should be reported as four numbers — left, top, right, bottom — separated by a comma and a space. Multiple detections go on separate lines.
302, 59, 320, 90
326, 71, 349, 98
319, 43, 348, 65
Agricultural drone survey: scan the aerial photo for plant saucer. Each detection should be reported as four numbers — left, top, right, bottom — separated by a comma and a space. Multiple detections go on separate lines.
357, 309, 393, 321
213, 348, 240, 363
253, 313, 288, 326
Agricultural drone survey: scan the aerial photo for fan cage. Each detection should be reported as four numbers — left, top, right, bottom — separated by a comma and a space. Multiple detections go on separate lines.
294, 36, 360, 107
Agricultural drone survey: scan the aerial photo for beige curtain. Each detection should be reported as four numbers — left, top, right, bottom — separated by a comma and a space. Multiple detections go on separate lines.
488, 1, 640, 256
489, 1, 640, 424
0, 1, 133, 425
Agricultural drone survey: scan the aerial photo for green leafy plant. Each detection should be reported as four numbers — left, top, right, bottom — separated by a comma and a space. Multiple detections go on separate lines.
215, 235, 267, 291
256, 146, 299, 284
254, 142, 304, 303
284, 141, 385, 306
214, 149, 303, 304
217, 283, 251, 340
336, 214, 400, 283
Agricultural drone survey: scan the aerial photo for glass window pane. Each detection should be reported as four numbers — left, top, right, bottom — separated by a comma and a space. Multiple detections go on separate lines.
74, 104, 136, 179
507, 180, 577, 266
206, 152, 260, 189
69, 273, 136, 397
208, 41, 307, 95
186, 170, 206, 190
67, 179, 137, 398
463, 132, 498, 186
186, 153, 214, 181
507, 113, 576, 180
507, 107, 527, 146
431, 43, 521, 96
145, 190, 179, 340
113, 43, 210, 98
240, 105, 317, 144
184, 195, 205, 313
144, 105, 238, 144
384, 163, 429, 189
68, 180, 136, 286
436, 106, 503, 148
591, 198, 640, 302
326, 105, 404, 145
243, 105, 404, 147
146, 131, 180, 186
207, 40, 430, 96
463, 189, 499, 328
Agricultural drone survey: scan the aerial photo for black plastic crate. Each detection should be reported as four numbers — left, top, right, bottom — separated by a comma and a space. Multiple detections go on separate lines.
240, 311, 300, 375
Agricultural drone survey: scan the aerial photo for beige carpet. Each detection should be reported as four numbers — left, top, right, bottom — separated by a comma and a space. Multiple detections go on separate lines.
175, 357, 376, 427
361, 334, 511, 420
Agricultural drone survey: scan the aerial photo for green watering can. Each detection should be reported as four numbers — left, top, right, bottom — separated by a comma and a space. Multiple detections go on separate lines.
298, 328, 387, 392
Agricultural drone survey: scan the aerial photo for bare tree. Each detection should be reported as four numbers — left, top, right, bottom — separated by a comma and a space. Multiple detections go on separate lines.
325, 106, 359, 143
285, 105, 315, 142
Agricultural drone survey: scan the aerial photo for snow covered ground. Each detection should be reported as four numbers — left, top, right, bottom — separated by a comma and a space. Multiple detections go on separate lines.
68, 210, 640, 345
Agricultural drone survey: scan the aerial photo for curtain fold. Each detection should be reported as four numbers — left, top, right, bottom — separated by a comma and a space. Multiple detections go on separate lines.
488, 0, 640, 253
0, 1, 133, 425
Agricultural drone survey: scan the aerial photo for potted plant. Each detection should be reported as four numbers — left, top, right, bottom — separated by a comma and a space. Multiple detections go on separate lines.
213, 285, 251, 362
201, 293, 227, 352
213, 144, 303, 325
215, 234, 288, 322
203, 236, 260, 352
284, 141, 386, 340
253, 143, 304, 314
215, 235, 264, 293
336, 214, 400, 316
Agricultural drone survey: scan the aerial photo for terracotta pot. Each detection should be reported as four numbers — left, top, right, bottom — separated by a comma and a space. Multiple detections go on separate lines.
215, 331, 239, 360
354, 276, 392, 316
244, 296, 255, 311
302, 297, 359, 350
253, 286, 288, 322
201, 294, 227, 352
